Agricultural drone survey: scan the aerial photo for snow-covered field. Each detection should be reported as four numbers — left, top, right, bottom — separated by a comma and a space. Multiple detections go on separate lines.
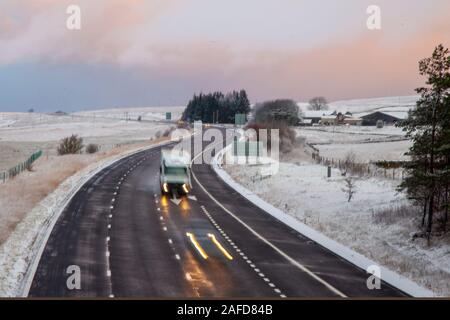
317, 140, 412, 162
74, 106, 185, 122
296, 125, 411, 162
224, 160, 450, 296
0, 108, 179, 171
328, 95, 417, 116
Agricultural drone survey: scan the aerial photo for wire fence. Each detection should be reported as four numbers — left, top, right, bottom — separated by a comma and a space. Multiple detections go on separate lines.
0, 150, 43, 184
311, 152, 405, 180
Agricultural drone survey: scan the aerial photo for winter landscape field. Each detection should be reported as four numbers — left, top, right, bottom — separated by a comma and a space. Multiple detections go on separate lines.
220, 96, 450, 296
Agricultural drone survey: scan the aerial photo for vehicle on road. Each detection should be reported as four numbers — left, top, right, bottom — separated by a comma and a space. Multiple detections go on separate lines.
160, 149, 192, 195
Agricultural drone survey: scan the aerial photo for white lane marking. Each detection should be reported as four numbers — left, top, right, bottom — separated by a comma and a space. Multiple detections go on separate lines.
274, 289, 281, 293
168, 239, 173, 244
106, 237, 110, 242
192, 161, 347, 298
175, 254, 181, 260
106, 251, 110, 257
108, 224, 111, 229
269, 283, 275, 288
107, 270, 111, 277
109, 214, 113, 218
163, 227, 167, 231
109, 294, 115, 298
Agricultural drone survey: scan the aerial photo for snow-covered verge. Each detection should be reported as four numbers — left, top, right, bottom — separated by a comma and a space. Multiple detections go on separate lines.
0, 139, 171, 297
213, 147, 446, 297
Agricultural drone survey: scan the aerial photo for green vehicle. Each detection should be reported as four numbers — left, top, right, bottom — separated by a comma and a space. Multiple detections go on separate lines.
160, 149, 192, 195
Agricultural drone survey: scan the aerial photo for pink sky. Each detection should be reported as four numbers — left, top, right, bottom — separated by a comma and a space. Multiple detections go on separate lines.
1, 0, 450, 109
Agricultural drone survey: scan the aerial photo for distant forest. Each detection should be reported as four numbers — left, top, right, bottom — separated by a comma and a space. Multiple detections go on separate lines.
181, 90, 250, 124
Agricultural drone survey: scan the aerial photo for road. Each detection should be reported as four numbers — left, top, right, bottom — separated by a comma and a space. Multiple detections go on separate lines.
29, 129, 406, 298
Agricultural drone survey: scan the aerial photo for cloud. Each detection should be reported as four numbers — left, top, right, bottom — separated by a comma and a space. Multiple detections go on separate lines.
0, 0, 180, 65
0, 0, 450, 102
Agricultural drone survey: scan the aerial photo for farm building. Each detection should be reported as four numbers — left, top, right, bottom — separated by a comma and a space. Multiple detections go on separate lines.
360, 111, 408, 126
320, 113, 362, 126
300, 111, 334, 125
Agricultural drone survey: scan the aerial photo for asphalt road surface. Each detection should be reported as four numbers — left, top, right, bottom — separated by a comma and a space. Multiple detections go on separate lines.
29, 129, 406, 298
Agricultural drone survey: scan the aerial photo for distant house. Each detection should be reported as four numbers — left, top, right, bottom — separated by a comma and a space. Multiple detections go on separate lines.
320, 112, 362, 126
300, 111, 334, 125
360, 111, 408, 126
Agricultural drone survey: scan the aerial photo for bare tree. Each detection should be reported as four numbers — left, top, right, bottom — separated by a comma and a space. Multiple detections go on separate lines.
342, 177, 356, 202
340, 151, 357, 176
308, 97, 329, 111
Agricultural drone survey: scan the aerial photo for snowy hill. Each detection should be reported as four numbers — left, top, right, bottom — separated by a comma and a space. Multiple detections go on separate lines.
298, 96, 418, 117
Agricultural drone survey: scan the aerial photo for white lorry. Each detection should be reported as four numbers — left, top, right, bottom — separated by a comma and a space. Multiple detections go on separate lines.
160, 149, 192, 195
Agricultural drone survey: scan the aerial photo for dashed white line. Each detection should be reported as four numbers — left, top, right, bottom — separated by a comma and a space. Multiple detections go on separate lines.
193, 163, 346, 298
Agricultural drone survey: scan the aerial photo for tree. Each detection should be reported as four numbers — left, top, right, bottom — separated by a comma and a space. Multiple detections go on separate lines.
253, 99, 299, 127
342, 177, 356, 202
57, 135, 84, 155
308, 97, 329, 111
399, 44, 450, 240
250, 99, 300, 153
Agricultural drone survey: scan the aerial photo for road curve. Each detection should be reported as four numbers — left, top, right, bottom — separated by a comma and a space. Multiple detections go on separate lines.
29, 131, 406, 298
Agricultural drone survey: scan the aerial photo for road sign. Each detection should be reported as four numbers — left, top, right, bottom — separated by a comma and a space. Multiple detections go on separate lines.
166, 112, 172, 120
235, 114, 246, 126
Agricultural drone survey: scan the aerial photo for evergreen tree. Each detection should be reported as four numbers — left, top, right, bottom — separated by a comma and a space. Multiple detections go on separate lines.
182, 89, 250, 124
399, 44, 450, 239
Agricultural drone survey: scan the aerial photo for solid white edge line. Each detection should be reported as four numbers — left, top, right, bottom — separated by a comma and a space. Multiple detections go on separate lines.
210, 144, 435, 298
191, 142, 347, 298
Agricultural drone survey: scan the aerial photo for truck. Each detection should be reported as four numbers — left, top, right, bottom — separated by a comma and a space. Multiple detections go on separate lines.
160, 149, 192, 195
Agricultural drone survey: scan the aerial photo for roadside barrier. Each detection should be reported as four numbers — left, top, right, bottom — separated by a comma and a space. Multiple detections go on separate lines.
0, 150, 43, 183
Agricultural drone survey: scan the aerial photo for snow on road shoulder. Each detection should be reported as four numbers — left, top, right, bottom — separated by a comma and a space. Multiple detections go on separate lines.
213, 148, 437, 297
0, 140, 170, 297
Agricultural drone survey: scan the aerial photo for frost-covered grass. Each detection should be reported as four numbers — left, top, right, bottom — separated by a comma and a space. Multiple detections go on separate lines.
0, 110, 176, 171
295, 125, 411, 162
74, 106, 185, 122
316, 140, 412, 162
224, 160, 450, 296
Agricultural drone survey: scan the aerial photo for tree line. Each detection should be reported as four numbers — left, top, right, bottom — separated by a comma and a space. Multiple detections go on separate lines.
181, 90, 250, 124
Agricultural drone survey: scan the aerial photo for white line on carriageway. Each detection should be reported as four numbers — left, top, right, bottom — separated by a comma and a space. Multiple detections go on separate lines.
190, 139, 347, 298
